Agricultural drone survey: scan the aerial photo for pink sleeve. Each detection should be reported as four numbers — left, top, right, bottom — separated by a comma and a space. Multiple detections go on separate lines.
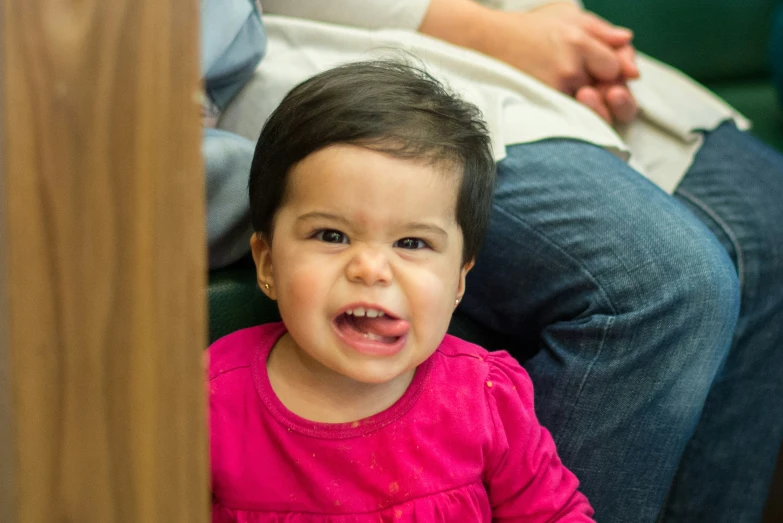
483, 351, 595, 522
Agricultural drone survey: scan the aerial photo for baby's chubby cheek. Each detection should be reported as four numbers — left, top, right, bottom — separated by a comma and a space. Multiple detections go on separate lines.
277, 267, 328, 309
409, 273, 460, 316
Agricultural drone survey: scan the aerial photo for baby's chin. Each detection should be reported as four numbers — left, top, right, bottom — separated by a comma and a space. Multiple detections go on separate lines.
334, 359, 418, 387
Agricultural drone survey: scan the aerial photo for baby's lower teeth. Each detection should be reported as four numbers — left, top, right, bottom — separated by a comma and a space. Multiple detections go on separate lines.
363, 332, 384, 341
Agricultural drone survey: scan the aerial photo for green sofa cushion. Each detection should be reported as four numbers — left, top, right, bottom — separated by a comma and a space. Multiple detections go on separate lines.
208, 268, 280, 342
707, 80, 783, 151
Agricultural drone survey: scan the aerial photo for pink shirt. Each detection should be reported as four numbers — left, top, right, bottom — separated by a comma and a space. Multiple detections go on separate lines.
210, 322, 594, 522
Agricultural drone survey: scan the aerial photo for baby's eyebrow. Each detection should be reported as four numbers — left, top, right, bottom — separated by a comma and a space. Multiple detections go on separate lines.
296, 212, 350, 225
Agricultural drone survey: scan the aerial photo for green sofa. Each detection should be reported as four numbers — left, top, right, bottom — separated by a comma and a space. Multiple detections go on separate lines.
208, 0, 783, 345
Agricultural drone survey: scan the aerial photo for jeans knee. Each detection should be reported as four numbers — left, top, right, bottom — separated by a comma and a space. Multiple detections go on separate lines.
669, 231, 736, 316
600, 213, 740, 359
621, 223, 741, 366
594, 228, 740, 419
674, 235, 739, 327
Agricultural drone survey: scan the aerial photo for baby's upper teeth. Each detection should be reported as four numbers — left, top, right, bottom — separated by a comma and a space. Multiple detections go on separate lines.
347, 307, 386, 318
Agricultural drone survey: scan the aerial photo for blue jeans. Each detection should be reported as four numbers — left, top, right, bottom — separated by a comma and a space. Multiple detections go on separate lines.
460, 122, 783, 522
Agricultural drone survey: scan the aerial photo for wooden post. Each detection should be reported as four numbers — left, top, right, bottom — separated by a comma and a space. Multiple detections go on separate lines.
0, 0, 208, 521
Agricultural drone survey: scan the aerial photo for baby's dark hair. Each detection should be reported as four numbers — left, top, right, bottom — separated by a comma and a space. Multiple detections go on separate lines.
248, 59, 496, 262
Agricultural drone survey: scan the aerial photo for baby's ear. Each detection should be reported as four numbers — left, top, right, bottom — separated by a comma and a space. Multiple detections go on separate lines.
456, 258, 475, 302
250, 233, 277, 300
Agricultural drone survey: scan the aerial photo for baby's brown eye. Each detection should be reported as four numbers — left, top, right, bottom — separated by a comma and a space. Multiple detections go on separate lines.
316, 230, 348, 244
395, 238, 427, 250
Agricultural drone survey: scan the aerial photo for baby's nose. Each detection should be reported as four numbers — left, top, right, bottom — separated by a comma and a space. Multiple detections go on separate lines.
345, 247, 392, 285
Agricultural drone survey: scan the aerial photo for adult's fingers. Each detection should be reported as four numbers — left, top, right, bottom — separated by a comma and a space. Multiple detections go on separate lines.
576, 85, 612, 123
582, 37, 622, 82
581, 12, 633, 47
616, 44, 639, 79
600, 83, 639, 123
581, 11, 639, 81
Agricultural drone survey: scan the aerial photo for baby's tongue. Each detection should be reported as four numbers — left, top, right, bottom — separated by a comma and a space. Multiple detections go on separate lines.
352, 315, 409, 338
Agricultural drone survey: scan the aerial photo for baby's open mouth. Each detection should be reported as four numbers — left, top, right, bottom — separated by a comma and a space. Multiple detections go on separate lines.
334, 306, 409, 345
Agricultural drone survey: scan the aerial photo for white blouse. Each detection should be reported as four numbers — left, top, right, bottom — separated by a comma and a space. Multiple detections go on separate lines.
220, 0, 748, 193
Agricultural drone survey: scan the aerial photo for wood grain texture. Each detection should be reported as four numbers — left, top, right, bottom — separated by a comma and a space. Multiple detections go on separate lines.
0, 0, 208, 521
0, 1, 16, 510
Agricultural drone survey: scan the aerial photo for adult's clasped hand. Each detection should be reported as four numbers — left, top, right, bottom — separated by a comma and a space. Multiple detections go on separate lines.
422, 0, 640, 125
504, 3, 640, 124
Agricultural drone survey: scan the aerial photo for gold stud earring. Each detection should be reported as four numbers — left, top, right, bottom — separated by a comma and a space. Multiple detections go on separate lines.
264, 283, 270, 290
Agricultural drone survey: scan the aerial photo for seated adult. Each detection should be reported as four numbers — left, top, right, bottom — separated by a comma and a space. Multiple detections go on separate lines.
210, 1, 783, 521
